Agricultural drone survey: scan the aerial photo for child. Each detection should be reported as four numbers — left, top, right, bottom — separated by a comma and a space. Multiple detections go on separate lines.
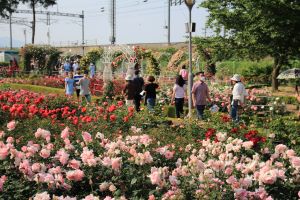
144, 76, 159, 111
74, 69, 84, 102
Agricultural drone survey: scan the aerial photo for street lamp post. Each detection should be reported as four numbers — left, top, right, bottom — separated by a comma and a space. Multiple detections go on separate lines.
184, 0, 196, 118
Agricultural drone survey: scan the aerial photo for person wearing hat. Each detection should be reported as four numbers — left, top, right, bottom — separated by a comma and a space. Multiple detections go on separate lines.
230, 74, 248, 122
89, 63, 96, 78
123, 74, 136, 106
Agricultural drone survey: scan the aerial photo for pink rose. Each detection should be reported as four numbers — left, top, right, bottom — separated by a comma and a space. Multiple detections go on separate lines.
111, 157, 122, 171
68, 159, 81, 169
291, 157, 300, 169
82, 132, 92, 143
80, 148, 97, 167
0, 147, 9, 160
66, 169, 84, 181
148, 195, 156, 200
40, 149, 50, 159
0, 175, 7, 191
275, 144, 287, 154
61, 127, 70, 139
7, 120, 16, 131
31, 163, 41, 173
6, 137, 14, 144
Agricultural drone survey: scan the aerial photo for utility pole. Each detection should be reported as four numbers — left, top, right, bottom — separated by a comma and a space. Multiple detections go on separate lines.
167, 0, 170, 45
46, 12, 50, 45
110, 0, 116, 45
9, 13, 12, 49
81, 10, 85, 55
24, 29, 27, 45
168, 0, 184, 45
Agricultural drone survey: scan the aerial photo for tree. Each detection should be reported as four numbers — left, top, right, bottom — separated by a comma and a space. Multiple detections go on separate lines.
200, 0, 300, 90
0, 0, 19, 17
193, 36, 239, 75
20, 0, 57, 44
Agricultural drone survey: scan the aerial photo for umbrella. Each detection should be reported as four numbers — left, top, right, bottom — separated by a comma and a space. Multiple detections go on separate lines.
277, 68, 300, 79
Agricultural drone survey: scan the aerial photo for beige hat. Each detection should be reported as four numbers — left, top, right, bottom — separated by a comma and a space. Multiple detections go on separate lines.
125, 74, 133, 81
231, 74, 241, 82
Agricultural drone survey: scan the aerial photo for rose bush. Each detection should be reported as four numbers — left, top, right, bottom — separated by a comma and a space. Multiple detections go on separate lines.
0, 122, 299, 199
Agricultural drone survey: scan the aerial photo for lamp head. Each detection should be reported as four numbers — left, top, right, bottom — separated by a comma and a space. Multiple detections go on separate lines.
184, 0, 196, 8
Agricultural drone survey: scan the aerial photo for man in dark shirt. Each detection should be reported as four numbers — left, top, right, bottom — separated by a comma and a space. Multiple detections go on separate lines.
132, 70, 144, 112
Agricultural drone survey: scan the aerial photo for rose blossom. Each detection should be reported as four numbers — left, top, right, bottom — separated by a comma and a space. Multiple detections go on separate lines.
0, 175, 7, 191
242, 141, 254, 150
82, 132, 93, 143
33, 192, 50, 200
7, 120, 16, 131
109, 184, 116, 192
291, 157, 300, 169
111, 157, 122, 171
99, 182, 109, 191
68, 159, 81, 169
275, 144, 287, 154
40, 149, 50, 159
61, 127, 70, 139
0, 147, 9, 160
81, 148, 97, 166
84, 194, 100, 200
66, 169, 84, 181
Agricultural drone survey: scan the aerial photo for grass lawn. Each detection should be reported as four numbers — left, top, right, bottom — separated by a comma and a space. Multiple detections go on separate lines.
0, 83, 102, 102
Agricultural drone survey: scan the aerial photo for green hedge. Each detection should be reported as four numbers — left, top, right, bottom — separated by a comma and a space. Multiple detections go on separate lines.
0, 62, 9, 67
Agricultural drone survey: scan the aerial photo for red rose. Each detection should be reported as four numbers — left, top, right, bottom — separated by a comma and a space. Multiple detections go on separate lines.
110, 114, 116, 121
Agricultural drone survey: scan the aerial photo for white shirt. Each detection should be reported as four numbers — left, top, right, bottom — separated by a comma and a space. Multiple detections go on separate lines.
173, 84, 186, 98
232, 82, 248, 104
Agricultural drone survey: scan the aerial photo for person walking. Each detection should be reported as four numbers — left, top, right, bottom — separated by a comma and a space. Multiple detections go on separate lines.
79, 71, 91, 104
230, 74, 248, 122
65, 72, 75, 97
132, 70, 144, 112
74, 68, 84, 102
144, 76, 159, 111
123, 74, 136, 106
171, 75, 186, 118
63, 59, 71, 75
192, 72, 211, 120
72, 61, 79, 74
89, 63, 96, 78
179, 65, 188, 83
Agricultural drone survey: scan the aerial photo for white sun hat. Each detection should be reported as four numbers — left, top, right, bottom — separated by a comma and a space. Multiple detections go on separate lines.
231, 74, 241, 82
125, 74, 133, 81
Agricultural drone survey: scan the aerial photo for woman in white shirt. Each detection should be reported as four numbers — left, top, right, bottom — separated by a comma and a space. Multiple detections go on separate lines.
171, 75, 186, 118
230, 74, 248, 122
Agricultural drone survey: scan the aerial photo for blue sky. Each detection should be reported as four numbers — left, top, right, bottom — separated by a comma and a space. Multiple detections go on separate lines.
0, 0, 209, 47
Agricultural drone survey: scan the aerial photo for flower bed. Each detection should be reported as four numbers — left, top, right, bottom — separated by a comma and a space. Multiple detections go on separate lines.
0, 89, 299, 199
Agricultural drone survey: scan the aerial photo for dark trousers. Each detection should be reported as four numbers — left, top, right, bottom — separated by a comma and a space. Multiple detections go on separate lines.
134, 95, 142, 112
196, 105, 206, 120
175, 98, 184, 118
231, 100, 239, 122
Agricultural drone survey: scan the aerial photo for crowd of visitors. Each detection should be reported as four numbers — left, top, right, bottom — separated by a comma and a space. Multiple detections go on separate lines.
61, 57, 249, 121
